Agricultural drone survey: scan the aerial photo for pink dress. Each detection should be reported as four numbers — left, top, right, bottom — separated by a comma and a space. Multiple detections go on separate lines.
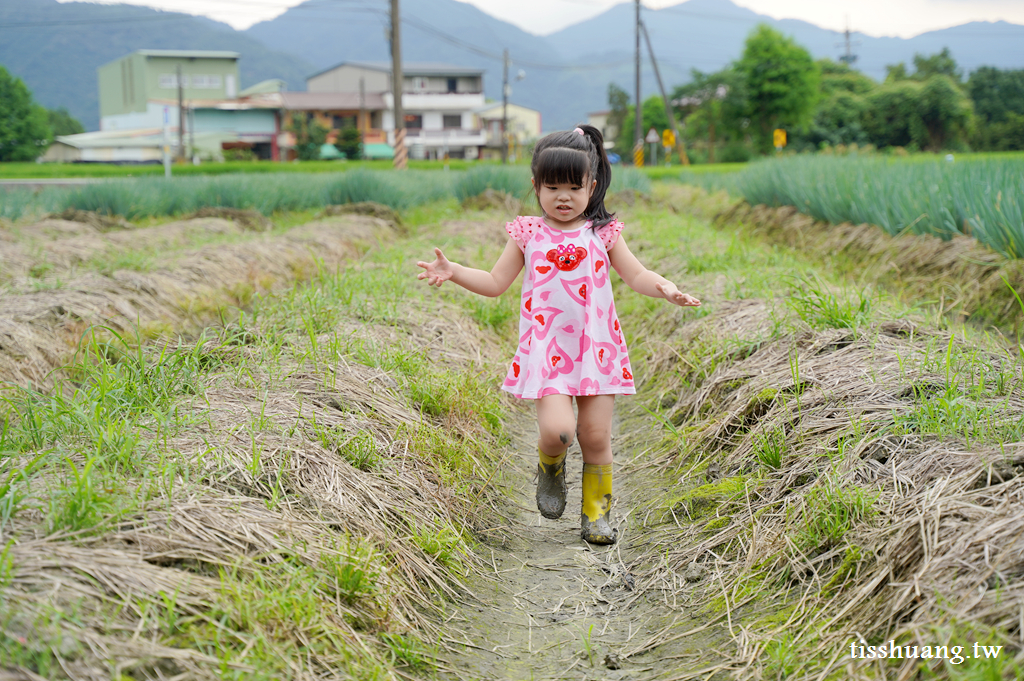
501, 216, 635, 399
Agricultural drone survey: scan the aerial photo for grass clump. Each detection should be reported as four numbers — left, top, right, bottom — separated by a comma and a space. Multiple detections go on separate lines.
787, 274, 873, 329
795, 481, 875, 551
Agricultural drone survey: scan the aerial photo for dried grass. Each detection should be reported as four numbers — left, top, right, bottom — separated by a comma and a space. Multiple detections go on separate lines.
628, 299, 1024, 678
0, 216, 394, 391
714, 197, 1024, 329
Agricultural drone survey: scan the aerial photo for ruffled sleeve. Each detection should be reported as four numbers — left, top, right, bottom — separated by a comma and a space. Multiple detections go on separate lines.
505, 216, 540, 253
595, 219, 624, 249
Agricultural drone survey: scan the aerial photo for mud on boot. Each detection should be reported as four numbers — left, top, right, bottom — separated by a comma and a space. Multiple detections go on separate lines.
536, 449, 567, 519
580, 463, 617, 545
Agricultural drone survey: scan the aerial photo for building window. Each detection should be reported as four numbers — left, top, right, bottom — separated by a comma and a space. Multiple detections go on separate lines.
404, 114, 423, 129
158, 74, 181, 89
443, 114, 462, 129
332, 114, 357, 130
191, 75, 222, 89
447, 78, 457, 93
412, 77, 428, 92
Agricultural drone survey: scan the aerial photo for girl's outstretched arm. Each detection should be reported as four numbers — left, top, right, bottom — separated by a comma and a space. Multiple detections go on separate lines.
417, 238, 525, 297
608, 236, 701, 307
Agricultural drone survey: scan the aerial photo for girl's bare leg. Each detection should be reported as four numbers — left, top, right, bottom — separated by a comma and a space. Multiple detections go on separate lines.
575, 395, 615, 464
536, 394, 576, 455
534, 394, 575, 519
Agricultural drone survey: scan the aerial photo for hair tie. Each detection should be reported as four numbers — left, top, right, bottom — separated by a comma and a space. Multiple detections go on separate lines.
573, 127, 584, 135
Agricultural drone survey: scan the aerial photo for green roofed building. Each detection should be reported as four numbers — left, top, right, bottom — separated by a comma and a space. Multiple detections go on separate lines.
91, 50, 281, 161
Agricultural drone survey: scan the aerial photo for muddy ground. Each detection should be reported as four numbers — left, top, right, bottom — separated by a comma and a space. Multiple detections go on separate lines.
441, 408, 728, 681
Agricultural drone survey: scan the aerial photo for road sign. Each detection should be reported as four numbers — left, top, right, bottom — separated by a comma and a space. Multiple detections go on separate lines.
773, 128, 787, 149
662, 129, 675, 147
633, 146, 644, 167
645, 127, 660, 144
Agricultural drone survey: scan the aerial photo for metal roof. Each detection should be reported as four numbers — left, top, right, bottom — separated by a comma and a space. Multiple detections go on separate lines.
137, 49, 240, 59
308, 61, 484, 80
278, 91, 387, 111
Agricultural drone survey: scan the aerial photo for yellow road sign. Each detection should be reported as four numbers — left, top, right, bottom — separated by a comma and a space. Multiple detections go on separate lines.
773, 128, 787, 149
662, 129, 675, 147
633, 147, 644, 167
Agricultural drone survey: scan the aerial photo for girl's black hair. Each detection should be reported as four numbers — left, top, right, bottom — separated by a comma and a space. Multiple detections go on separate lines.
530, 123, 614, 228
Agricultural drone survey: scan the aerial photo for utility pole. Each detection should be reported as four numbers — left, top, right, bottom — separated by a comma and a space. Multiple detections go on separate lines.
177, 64, 185, 162
837, 16, 859, 66
502, 49, 510, 164
390, 0, 407, 169
359, 76, 366, 138
634, 0, 643, 166
640, 21, 689, 165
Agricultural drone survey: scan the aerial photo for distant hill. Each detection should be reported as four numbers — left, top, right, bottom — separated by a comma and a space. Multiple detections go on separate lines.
3, 0, 1023, 134
549, 0, 1024, 92
0, 0, 314, 131
246, 0, 1024, 130
245, 0, 580, 127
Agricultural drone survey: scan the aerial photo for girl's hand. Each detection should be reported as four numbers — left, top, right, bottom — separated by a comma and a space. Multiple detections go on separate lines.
416, 247, 455, 287
656, 282, 701, 307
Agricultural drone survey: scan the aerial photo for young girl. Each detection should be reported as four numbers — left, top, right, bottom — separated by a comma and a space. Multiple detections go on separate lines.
417, 124, 700, 545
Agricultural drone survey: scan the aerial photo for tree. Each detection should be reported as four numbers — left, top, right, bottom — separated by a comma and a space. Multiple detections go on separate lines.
913, 47, 961, 82
287, 113, 328, 161
969, 67, 1024, 124
862, 77, 973, 151
48, 107, 85, 136
789, 60, 874, 151
334, 127, 363, 160
0, 66, 52, 161
735, 24, 820, 153
616, 95, 670, 158
886, 48, 962, 84
916, 75, 973, 149
673, 68, 749, 162
969, 67, 1024, 150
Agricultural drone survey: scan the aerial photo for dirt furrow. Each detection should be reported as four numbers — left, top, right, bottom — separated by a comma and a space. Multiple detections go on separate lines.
442, 407, 719, 680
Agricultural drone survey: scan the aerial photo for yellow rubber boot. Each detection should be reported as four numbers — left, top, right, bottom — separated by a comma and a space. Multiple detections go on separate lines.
536, 449, 567, 519
581, 463, 617, 545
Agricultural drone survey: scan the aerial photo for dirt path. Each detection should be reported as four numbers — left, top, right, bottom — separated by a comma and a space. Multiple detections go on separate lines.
441, 405, 720, 681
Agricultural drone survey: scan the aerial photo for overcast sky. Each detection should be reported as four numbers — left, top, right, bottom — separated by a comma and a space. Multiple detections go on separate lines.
60, 0, 1024, 37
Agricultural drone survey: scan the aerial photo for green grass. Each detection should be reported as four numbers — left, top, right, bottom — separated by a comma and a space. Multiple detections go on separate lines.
0, 163, 656, 222
0, 198, 521, 679
0, 158, 514, 179
677, 154, 1024, 259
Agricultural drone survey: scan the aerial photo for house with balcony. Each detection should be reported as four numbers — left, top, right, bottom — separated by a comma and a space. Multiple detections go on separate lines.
474, 103, 542, 161
305, 61, 487, 160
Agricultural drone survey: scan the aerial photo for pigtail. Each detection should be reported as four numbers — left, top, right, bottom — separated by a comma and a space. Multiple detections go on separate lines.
576, 124, 613, 228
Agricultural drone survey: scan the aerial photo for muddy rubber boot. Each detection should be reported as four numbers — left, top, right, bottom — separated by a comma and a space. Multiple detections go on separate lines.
581, 463, 617, 545
536, 449, 567, 519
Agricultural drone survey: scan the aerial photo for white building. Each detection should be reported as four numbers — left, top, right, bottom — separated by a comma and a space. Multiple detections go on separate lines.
306, 61, 487, 160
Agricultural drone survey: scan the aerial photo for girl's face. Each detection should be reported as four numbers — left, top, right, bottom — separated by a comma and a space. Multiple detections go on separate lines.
532, 176, 596, 227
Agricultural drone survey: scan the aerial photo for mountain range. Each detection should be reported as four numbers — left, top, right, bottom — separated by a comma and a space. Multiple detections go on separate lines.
3, 0, 1024, 133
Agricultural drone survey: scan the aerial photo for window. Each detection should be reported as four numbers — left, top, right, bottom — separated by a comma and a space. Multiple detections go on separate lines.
158, 74, 182, 89
412, 77, 428, 91
404, 114, 423, 129
191, 75, 222, 89
443, 114, 462, 129
447, 78, 457, 93
332, 114, 357, 130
